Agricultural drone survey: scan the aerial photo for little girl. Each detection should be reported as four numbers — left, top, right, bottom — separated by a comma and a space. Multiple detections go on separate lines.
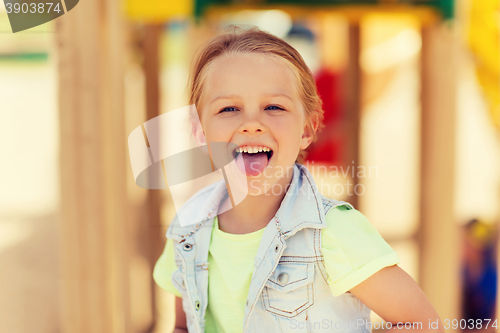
154, 25, 443, 333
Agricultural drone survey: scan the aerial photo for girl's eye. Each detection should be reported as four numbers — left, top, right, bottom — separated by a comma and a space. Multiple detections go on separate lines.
266, 105, 285, 111
219, 107, 238, 113
218, 105, 285, 113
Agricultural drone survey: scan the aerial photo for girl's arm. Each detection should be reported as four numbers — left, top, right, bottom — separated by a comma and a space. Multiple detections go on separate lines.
173, 296, 188, 333
349, 265, 445, 333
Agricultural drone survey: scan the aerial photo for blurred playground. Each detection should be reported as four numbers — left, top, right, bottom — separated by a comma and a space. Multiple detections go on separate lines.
0, 0, 499, 332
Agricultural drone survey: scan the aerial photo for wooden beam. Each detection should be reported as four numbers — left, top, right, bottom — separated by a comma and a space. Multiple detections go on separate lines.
419, 22, 460, 328
56, 0, 131, 331
344, 23, 361, 208
142, 23, 164, 332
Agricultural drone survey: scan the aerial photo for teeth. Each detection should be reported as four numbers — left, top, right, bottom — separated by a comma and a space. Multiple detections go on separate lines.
235, 145, 272, 154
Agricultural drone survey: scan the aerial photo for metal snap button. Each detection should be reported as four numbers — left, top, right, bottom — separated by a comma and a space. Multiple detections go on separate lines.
278, 272, 289, 284
246, 300, 249, 306
183, 243, 193, 251
181, 280, 185, 289
274, 244, 279, 252
195, 300, 200, 311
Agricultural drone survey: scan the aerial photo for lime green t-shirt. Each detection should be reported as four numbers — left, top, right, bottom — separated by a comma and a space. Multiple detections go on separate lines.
153, 206, 400, 333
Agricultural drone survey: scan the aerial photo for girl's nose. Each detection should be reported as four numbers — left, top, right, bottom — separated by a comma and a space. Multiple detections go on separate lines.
239, 114, 265, 134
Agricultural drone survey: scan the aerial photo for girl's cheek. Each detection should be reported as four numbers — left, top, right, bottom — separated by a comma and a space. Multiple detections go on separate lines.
206, 125, 231, 141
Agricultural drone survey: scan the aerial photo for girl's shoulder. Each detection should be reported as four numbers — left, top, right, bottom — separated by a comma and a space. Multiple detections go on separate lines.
321, 201, 399, 269
322, 203, 385, 244
320, 202, 401, 296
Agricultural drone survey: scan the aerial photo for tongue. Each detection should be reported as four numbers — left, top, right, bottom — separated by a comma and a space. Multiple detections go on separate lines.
236, 152, 268, 176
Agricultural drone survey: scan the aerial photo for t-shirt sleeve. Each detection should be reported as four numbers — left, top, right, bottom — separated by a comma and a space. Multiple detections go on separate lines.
153, 239, 182, 297
321, 205, 400, 297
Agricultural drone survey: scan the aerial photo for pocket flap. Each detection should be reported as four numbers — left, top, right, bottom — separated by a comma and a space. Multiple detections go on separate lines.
266, 262, 314, 293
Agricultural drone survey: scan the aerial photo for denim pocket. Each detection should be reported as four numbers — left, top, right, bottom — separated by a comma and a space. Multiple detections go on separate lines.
262, 262, 314, 318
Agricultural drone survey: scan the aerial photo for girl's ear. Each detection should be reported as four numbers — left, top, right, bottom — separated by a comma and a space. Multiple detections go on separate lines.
300, 121, 315, 150
194, 123, 209, 154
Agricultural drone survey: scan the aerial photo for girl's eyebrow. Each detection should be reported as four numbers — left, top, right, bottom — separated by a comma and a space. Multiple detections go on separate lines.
210, 94, 240, 105
210, 93, 293, 105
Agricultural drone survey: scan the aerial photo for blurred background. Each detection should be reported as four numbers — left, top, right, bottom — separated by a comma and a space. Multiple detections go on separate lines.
0, 0, 499, 332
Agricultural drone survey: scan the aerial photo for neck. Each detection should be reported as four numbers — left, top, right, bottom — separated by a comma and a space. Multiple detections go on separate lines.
217, 167, 294, 234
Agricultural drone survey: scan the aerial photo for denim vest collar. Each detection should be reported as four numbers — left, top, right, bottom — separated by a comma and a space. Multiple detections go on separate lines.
274, 163, 328, 237
168, 163, 328, 242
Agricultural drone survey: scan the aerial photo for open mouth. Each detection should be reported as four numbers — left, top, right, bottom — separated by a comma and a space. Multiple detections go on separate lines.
232, 146, 274, 160
232, 146, 274, 176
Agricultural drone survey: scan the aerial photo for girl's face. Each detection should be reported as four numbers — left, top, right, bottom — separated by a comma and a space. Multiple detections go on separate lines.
197, 53, 313, 196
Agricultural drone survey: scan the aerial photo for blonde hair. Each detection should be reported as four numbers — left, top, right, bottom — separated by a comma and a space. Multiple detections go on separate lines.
188, 25, 324, 164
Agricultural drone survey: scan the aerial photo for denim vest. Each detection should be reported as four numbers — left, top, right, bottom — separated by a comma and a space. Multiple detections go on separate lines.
166, 163, 372, 332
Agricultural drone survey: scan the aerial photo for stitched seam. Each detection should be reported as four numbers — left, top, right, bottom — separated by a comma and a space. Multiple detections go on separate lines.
245, 232, 280, 328
268, 300, 309, 315
283, 220, 321, 234
263, 278, 315, 318
266, 289, 313, 318
196, 262, 209, 271
310, 283, 315, 310
307, 284, 315, 332
316, 228, 329, 284
174, 246, 200, 331
301, 169, 323, 222
262, 286, 269, 311
276, 314, 284, 333
306, 310, 311, 333
256, 233, 279, 271
275, 216, 283, 236
178, 216, 211, 239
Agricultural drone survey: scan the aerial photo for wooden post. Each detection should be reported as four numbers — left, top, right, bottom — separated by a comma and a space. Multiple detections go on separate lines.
419, 22, 460, 327
56, 0, 131, 331
142, 23, 164, 332
344, 23, 361, 208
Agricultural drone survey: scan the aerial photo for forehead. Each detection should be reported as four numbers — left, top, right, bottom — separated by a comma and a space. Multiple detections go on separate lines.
201, 53, 300, 105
